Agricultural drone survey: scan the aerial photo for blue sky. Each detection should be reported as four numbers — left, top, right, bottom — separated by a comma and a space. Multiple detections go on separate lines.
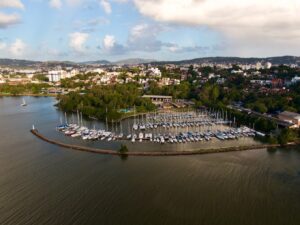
0, 0, 299, 61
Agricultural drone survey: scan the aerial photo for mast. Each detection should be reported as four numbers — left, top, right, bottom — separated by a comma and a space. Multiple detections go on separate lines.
77, 110, 80, 126
64, 112, 68, 125
106, 107, 108, 131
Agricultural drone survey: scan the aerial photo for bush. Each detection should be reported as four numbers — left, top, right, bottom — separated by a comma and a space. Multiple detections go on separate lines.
119, 144, 128, 154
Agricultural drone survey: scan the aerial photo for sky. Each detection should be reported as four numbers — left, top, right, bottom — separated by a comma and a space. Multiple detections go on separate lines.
0, 0, 300, 61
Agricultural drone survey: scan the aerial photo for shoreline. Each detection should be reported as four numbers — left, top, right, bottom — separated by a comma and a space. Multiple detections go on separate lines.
0, 93, 57, 97
30, 129, 298, 157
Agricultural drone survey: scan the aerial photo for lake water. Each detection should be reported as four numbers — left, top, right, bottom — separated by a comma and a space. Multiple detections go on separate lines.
1, 96, 300, 225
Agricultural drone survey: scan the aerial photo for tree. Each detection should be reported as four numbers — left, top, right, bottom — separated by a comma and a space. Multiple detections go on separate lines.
253, 102, 268, 114
33, 74, 49, 82
278, 129, 297, 145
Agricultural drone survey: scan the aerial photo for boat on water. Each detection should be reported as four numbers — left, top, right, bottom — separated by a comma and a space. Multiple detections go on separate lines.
21, 98, 27, 107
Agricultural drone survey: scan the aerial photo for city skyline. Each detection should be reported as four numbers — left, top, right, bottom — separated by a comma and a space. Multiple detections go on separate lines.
0, 0, 300, 61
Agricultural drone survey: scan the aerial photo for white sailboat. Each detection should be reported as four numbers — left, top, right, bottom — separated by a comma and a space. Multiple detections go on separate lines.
21, 98, 27, 107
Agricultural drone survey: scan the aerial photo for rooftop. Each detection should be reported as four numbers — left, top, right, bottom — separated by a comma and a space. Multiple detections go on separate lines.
142, 95, 172, 99
279, 111, 300, 119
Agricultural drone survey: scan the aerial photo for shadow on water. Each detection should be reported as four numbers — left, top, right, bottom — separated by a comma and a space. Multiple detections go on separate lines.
267, 147, 278, 154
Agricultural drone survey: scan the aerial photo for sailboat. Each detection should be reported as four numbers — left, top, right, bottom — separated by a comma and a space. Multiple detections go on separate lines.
21, 98, 27, 107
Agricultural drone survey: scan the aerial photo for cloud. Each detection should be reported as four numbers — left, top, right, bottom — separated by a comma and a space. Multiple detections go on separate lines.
167, 43, 209, 54
69, 32, 89, 53
74, 17, 109, 32
113, 0, 128, 3
127, 23, 165, 52
9, 39, 26, 56
102, 35, 126, 54
0, 0, 24, 9
133, 0, 300, 56
100, 0, 112, 14
49, 0, 62, 9
65, 0, 84, 7
0, 12, 21, 28
100, 23, 210, 56
0, 40, 7, 49
103, 35, 115, 50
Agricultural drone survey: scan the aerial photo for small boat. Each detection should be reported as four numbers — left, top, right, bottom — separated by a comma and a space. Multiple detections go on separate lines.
139, 132, 144, 142
21, 98, 27, 107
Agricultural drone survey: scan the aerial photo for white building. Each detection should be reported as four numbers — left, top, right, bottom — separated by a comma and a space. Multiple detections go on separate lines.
87, 68, 105, 74
291, 76, 300, 84
68, 69, 79, 78
47, 70, 67, 82
0, 75, 5, 84
264, 62, 272, 69
256, 62, 263, 70
148, 68, 162, 78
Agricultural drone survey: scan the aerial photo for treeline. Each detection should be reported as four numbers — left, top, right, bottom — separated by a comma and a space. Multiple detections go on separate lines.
0, 83, 50, 95
146, 81, 191, 99
57, 83, 155, 121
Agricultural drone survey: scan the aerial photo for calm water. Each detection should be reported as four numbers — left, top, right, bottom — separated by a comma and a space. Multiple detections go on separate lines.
1, 96, 300, 225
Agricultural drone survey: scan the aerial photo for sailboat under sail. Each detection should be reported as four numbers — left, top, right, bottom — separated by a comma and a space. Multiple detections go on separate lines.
21, 98, 27, 107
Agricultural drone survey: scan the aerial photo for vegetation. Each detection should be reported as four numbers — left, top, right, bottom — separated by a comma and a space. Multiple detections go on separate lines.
33, 74, 49, 82
119, 144, 128, 154
0, 83, 50, 95
57, 83, 155, 121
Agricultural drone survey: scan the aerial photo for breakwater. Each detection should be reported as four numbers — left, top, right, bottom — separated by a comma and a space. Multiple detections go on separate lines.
30, 129, 296, 157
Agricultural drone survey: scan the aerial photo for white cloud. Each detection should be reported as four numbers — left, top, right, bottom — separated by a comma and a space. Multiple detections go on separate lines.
69, 32, 89, 53
65, 0, 84, 7
133, 0, 300, 56
102, 35, 126, 54
9, 39, 26, 56
103, 35, 116, 50
49, 0, 62, 9
128, 23, 164, 52
0, 0, 24, 9
100, 0, 112, 14
0, 12, 21, 28
0, 41, 7, 50
74, 17, 109, 32
113, 0, 128, 3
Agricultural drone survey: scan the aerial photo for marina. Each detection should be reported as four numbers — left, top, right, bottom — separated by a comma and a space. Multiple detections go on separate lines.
56, 109, 263, 145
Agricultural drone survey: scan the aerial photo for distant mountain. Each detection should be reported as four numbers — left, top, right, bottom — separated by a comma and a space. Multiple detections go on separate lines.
80, 58, 155, 65
114, 58, 156, 65
0, 59, 77, 67
154, 56, 300, 65
0, 58, 41, 67
0, 56, 299, 68
81, 60, 111, 65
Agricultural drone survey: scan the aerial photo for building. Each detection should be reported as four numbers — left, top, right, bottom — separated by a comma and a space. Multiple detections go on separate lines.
264, 62, 272, 69
142, 95, 172, 104
278, 111, 300, 128
148, 68, 162, 78
47, 70, 67, 82
291, 76, 300, 84
271, 78, 283, 88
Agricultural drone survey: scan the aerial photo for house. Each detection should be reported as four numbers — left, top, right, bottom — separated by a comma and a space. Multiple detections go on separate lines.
278, 111, 300, 128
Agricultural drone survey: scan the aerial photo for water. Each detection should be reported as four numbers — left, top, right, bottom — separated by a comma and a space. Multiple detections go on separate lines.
1, 96, 300, 225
